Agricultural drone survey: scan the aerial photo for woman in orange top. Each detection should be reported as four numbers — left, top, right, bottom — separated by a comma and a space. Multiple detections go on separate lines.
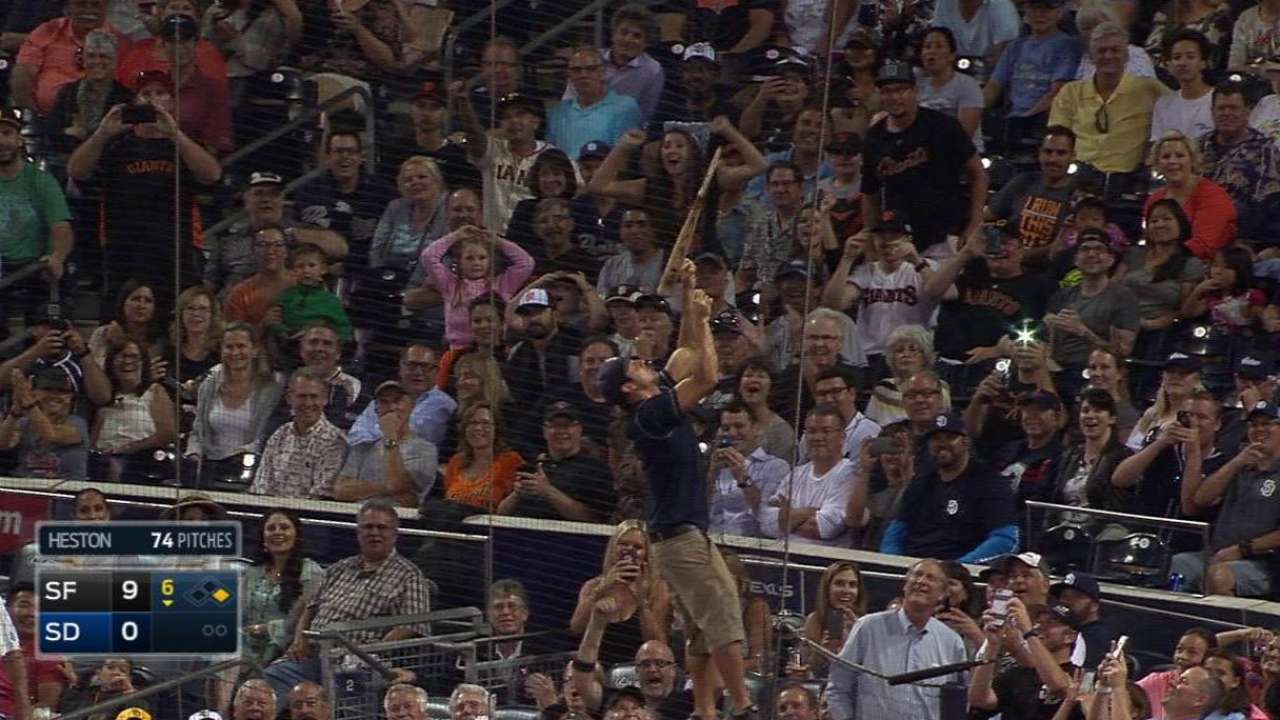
1144, 130, 1238, 262
442, 402, 522, 510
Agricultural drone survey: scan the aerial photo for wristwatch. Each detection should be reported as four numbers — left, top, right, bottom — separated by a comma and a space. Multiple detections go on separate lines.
737, 479, 753, 489
383, 439, 401, 450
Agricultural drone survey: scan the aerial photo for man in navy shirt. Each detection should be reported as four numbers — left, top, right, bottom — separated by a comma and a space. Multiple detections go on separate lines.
596, 261, 757, 720
881, 411, 1019, 562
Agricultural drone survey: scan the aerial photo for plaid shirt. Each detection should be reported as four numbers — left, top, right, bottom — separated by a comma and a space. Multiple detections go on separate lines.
249, 416, 347, 499
308, 551, 431, 644
740, 207, 798, 286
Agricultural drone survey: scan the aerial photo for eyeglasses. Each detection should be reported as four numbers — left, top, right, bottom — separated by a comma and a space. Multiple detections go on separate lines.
903, 389, 942, 400
358, 523, 394, 533
1094, 103, 1110, 134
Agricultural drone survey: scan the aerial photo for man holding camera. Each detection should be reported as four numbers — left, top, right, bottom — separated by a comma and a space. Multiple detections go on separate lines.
496, 401, 615, 522
923, 223, 1055, 400
708, 400, 789, 539
968, 602, 1083, 719
1169, 400, 1280, 597
66, 70, 221, 294
0, 305, 111, 410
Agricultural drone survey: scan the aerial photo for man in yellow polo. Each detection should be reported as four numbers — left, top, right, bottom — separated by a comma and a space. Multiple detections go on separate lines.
1049, 21, 1169, 175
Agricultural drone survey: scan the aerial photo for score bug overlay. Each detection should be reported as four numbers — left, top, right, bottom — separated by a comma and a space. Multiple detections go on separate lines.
37, 521, 241, 557
37, 569, 241, 658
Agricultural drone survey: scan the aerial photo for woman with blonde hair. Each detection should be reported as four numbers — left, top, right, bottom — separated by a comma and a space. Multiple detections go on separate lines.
1143, 131, 1237, 262
568, 519, 673, 664
370, 156, 449, 270
865, 325, 951, 425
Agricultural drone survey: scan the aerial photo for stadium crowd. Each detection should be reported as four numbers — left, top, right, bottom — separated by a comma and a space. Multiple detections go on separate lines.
5, 0, 1280, 713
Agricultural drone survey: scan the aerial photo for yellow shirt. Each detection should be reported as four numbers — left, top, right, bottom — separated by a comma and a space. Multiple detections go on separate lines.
1049, 74, 1169, 174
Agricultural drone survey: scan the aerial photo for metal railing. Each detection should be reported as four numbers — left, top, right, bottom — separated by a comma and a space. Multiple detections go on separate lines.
56, 659, 263, 720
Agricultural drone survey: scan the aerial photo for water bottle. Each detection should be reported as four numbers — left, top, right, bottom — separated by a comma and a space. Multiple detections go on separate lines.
1167, 573, 1185, 593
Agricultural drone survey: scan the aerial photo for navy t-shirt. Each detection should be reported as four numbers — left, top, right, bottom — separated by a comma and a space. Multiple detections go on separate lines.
901, 461, 1017, 560
627, 389, 708, 531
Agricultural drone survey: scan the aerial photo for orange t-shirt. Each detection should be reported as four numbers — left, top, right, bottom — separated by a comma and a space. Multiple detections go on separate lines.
17, 18, 132, 115
223, 274, 293, 327
443, 450, 523, 510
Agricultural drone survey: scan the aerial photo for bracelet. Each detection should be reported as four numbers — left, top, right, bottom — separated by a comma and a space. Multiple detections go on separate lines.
383, 439, 401, 450
571, 658, 596, 672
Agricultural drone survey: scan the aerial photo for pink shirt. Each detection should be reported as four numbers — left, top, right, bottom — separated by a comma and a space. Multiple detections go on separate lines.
1138, 669, 1177, 719
17, 18, 131, 115
420, 230, 535, 348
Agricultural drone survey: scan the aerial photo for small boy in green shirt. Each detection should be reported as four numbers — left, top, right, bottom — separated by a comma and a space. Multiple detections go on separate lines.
271, 243, 352, 342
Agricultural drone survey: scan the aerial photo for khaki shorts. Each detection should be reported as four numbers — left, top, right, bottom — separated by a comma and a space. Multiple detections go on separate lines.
651, 529, 745, 655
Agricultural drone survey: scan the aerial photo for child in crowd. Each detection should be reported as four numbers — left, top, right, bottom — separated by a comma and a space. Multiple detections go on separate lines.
420, 226, 534, 348
270, 243, 352, 343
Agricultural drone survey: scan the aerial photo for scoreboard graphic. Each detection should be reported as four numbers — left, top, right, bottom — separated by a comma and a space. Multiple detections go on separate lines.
34, 522, 242, 658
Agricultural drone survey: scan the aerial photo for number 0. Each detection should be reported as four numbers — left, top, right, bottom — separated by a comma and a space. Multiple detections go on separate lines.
122, 580, 137, 600
121, 621, 138, 641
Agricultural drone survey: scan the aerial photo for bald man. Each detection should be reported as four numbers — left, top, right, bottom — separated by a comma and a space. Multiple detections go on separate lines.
288, 681, 331, 720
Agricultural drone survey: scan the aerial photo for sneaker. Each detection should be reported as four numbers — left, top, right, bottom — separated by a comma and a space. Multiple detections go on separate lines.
729, 705, 759, 720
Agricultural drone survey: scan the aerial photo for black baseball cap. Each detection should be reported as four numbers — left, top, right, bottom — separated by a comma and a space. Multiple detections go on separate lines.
695, 252, 729, 271
827, 132, 863, 155
1051, 571, 1101, 602
543, 400, 581, 423
1018, 390, 1064, 411
876, 60, 916, 87
1248, 400, 1280, 422
1237, 354, 1274, 380
922, 411, 967, 440
1032, 603, 1085, 630
247, 171, 284, 187
32, 369, 73, 393
633, 294, 673, 316
1163, 352, 1202, 373
598, 356, 630, 405
710, 311, 742, 336
497, 93, 544, 119
579, 140, 611, 161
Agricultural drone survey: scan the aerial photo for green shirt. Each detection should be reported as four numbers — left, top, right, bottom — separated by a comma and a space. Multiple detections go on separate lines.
0, 162, 71, 264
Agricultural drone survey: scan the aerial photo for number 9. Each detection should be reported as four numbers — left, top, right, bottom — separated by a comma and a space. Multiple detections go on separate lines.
122, 580, 137, 600
162, 579, 174, 595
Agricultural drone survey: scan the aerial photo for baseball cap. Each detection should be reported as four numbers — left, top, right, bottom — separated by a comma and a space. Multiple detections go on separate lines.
32, 369, 73, 393
544, 400, 581, 423
1237, 354, 1274, 380
827, 132, 863, 155
375, 380, 408, 397
846, 28, 877, 48
681, 41, 717, 64
1163, 352, 1202, 373
1051, 571, 1101, 602
598, 356, 630, 405
134, 70, 175, 92
876, 60, 916, 87
922, 411, 967, 441
497, 93, 544, 118
710, 311, 742, 336
1033, 603, 1085, 630
774, 55, 811, 75
517, 287, 552, 311
695, 252, 729, 270
0, 106, 22, 130
1018, 390, 1064, 411
413, 80, 447, 105
633, 294, 673, 316
995, 551, 1052, 576
605, 285, 641, 304
161, 13, 199, 40
1248, 400, 1280, 422
26, 303, 71, 327
579, 140, 611, 161
247, 171, 284, 187
1075, 227, 1123, 255
608, 686, 648, 709
775, 259, 822, 282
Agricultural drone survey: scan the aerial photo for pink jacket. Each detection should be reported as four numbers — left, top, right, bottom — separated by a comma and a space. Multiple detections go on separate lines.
420, 230, 534, 348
